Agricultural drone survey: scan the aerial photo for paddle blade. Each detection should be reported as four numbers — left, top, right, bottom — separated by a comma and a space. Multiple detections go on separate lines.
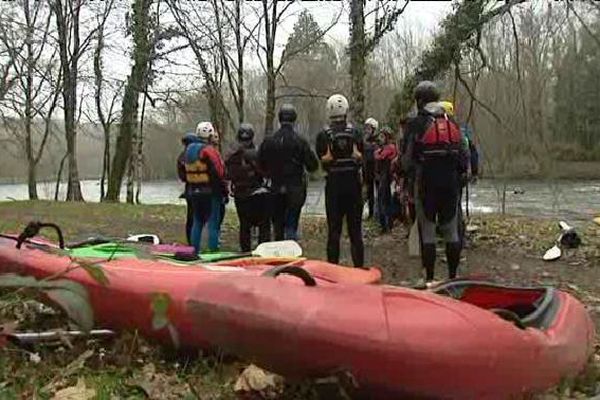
543, 245, 561, 261
408, 222, 420, 258
127, 234, 161, 245
558, 221, 572, 231
253, 240, 303, 258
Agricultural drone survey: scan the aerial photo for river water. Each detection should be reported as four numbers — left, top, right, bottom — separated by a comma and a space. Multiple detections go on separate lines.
0, 179, 598, 220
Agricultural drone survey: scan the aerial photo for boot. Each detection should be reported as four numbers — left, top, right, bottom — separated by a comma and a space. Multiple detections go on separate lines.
446, 241, 462, 279
421, 243, 437, 282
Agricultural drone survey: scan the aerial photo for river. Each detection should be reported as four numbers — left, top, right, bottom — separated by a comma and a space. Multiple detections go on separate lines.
0, 179, 598, 220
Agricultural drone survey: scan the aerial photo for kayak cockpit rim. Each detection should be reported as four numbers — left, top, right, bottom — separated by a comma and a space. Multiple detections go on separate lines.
432, 280, 561, 330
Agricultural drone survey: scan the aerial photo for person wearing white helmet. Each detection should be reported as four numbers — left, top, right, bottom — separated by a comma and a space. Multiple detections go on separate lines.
363, 117, 379, 219
182, 121, 226, 254
315, 94, 365, 268
258, 103, 319, 241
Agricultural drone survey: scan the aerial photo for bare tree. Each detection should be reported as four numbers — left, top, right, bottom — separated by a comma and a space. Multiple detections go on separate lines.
0, 0, 62, 200
349, 0, 408, 124
50, 0, 112, 201
90, 0, 122, 201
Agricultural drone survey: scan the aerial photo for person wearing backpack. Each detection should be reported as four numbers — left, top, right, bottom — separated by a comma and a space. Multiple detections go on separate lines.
177, 132, 198, 245
403, 82, 469, 285
363, 118, 379, 219
258, 104, 319, 241
315, 94, 365, 268
225, 123, 271, 252
374, 126, 398, 233
185, 121, 226, 253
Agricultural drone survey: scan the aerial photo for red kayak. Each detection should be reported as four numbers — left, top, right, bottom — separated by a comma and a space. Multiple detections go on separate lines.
0, 236, 381, 349
185, 275, 595, 399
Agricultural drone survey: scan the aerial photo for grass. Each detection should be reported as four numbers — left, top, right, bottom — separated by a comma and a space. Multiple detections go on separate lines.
0, 200, 599, 398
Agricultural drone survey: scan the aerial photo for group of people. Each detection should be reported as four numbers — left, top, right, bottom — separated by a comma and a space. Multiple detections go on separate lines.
177, 80, 479, 284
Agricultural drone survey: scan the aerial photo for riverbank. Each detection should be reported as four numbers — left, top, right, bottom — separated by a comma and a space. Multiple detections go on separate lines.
0, 201, 599, 398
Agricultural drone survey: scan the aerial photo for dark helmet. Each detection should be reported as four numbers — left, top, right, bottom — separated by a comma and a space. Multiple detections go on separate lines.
278, 103, 297, 123
181, 132, 197, 146
413, 81, 440, 105
237, 123, 255, 142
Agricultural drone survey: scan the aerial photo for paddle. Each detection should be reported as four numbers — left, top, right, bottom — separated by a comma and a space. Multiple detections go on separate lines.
3, 329, 116, 346
408, 221, 420, 257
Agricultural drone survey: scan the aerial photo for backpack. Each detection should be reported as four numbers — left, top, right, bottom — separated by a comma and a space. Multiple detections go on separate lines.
322, 126, 361, 173
226, 147, 261, 197
417, 114, 462, 161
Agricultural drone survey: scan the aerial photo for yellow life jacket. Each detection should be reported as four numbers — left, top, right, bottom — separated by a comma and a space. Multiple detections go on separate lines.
184, 143, 211, 184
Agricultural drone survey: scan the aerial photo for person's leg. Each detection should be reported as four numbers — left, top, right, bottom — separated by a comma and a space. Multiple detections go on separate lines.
439, 190, 461, 279
255, 193, 272, 244
235, 197, 252, 252
207, 194, 222, 251
284, 185, 306, 240
365, 173, 375, 219
190, 195, 212, 253
346, 180, 365, 267
325, 180, 343, 264
271, 193, 285, 241
416, 189, 437, 282
185, 197, 193, 245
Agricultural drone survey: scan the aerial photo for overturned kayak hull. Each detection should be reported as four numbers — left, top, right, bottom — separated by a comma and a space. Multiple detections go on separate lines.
186, 277, 595, 399
0, 237, 381, 349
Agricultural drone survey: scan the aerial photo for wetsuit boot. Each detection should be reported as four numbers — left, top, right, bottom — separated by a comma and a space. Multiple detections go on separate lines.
422, 243, 437, 282
446, 241, 461, 279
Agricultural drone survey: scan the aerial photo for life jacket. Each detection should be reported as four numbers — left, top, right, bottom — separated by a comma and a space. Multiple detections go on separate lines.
184, 142, 210, 186
321, 126, 362, 173
417, 113, 462, 161
226, 147, 262, 197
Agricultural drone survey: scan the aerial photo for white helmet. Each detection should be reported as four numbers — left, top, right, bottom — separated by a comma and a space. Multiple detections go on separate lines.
195, 121, 215, 140
326, 94, 349, 120
364, 117, 378, 130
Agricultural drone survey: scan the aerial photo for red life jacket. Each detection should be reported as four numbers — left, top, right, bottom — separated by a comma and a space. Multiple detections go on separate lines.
417, 114, 462, 161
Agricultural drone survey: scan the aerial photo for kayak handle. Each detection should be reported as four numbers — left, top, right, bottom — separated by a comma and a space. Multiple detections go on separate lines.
16, 221, 65, 250
262, 265, 317, 287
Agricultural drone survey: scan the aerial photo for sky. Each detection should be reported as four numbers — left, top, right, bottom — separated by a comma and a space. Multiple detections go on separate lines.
101, 0, 453, 95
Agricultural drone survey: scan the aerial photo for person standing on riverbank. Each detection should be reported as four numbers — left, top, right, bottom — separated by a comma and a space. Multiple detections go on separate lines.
177, 132, 198, 245
363, 118, 379, 219
403, 82, 468, 285
258, 104, 319, 241
184, 121, 225, 253
226, 123, 271, 252
316, 94, 365, 268
374, 126, 398, 233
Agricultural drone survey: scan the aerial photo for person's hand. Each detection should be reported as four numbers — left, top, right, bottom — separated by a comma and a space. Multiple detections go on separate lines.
222, 195, 229, 205
470, 175, 478, 185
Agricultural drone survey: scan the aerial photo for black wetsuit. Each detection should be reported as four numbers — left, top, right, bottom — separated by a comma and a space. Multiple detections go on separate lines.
258, 124, 319, 241
403, 103, 468, 281
316, 122, 365, 268
225, 143, 271, 252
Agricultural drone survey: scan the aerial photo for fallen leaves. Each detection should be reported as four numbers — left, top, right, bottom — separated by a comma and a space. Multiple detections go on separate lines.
128, 363, 190, 399
51, 378, 95, 400
234, 364, 284, 399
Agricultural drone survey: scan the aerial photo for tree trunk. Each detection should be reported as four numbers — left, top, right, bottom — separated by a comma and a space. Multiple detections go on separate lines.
264, 69, 275, 135
100, 130, 110, 200
54, 152, 68, 201
135, 91, 147, 204
106, 0, 152, 202
126, 152, 135, 204
65, 113, 84, 201
349, 0, 366, 125
27, 161, 38, 201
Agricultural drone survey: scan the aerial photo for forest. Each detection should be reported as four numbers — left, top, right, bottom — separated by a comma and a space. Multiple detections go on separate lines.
0, 0, 598, 202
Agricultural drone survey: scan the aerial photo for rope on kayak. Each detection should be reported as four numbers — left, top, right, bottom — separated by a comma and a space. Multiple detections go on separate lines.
16, 221, 65, 250
262, 265, 317, 287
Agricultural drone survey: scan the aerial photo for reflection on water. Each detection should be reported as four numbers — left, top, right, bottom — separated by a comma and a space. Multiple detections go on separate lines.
0, 179, 598, 220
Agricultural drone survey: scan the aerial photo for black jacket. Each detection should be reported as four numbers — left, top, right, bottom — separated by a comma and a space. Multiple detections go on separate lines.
258, 124, 318, 188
